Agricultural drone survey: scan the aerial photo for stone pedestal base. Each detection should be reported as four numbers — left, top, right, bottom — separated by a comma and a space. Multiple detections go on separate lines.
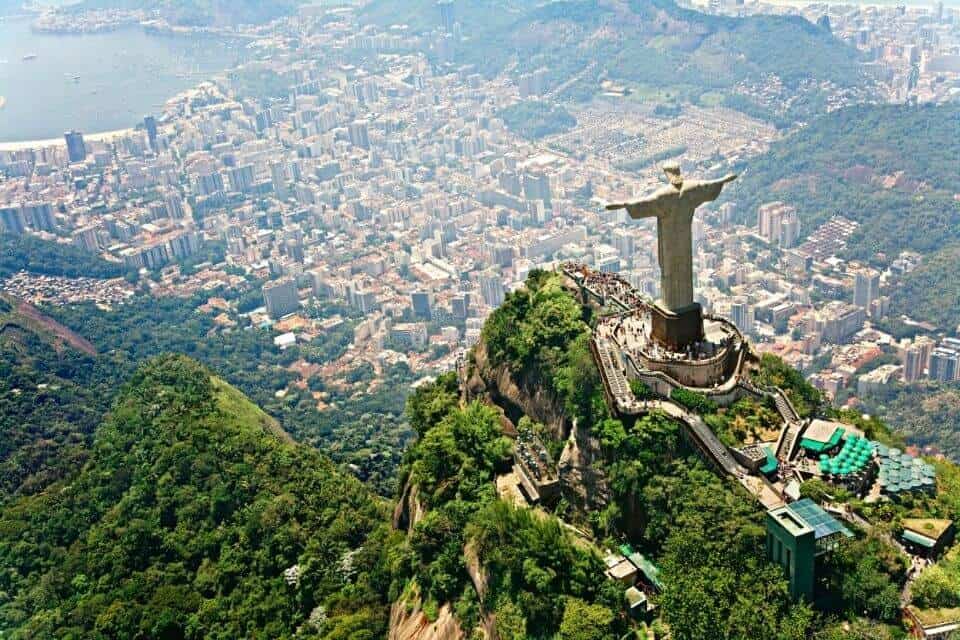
650, 302, 704, 352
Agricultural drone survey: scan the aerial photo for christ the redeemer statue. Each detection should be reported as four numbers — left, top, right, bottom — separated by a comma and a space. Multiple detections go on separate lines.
605, 162, 737, 350
606, 162, 737, 313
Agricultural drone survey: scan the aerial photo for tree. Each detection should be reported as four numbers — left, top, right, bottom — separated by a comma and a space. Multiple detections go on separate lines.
558, 598, 615, 640
495, 599, 527, 640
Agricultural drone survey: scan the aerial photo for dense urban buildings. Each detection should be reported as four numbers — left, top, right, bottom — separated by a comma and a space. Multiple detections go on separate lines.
0, 0, 957, 419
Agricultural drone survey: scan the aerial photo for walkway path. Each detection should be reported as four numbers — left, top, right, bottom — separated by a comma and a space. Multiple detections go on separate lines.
593, 335, 783, 509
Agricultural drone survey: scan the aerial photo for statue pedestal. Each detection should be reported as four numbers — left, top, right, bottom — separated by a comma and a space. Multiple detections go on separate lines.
650, 302, 704, 352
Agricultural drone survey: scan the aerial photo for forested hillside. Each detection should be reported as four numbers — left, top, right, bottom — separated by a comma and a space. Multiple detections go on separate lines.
0, 233, 127, 280
0, 309, 109, 499
0, 234, 413, 496
389, 271, 915, 638
734, 103, 960, 328
0, 355, 394, 639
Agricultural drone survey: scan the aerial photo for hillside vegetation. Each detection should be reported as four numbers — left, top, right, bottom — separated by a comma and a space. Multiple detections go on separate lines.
0, 313, 109, 500
0, 355, 394, 639
735, 103, 960, 328
889, 244, 960, 331
394, 271, 914, 638
0, 233, 126, 280
735, 103, 960, 259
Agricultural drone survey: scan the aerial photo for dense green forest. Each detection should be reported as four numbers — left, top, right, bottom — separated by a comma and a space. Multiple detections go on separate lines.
46, 294, 414, 496
0, 355, 394, 639
735, 103, 960, 258
862, 382, 960, 459
5, 266, 960, 636
0, 233, 127, 280
499, 101, 577, 140
734, 103, 960, 328
888, 244, 960, 331
0, 321, 110, 499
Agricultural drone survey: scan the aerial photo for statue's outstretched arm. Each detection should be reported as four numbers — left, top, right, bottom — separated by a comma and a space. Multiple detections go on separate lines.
680, 173, 737, 205
604, 193, 661, 219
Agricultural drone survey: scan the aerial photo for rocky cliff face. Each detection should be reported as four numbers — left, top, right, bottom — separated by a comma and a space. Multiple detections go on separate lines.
389, 598, 465, 640
465, 337, 610, 518
393, 478, 425, 531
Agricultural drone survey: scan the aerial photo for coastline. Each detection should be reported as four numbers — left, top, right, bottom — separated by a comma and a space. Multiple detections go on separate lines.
0, 128, 136, 152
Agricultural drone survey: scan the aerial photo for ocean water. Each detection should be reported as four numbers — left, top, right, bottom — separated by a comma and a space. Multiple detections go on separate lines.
0, 17, 244, 143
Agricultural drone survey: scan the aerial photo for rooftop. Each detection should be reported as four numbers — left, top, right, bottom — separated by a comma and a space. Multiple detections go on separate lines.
903, 518, 954, 542
787, 498, 853, 541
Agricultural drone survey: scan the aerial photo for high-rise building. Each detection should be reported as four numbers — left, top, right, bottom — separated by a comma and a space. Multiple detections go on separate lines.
730, 297, 754, 335
164, 193, 186, 220
227, 165, 256, 193
194, 171, 225, 196
144, 115, 158, 151
438, 0, 455, 33
903, 345, 925, 382
612, 228, 635, 261
523, 171, 551, 203
757, 201, 799, 247
518, 68, 549, 98
0, 206, 25, 234
348, 120, 370, 150
411, 291, 433, 319
64, 130, 86, 163
486, 244, 511, 269
391, 322, 429, 350
270, 161, 289, 199
853, 269, 881, 309
71, 226, 100, 252
350, 288, 378, 314
263, 277, 300, 319
929, 348, 960, 382
479, 269, 505, 307
451, 293, 470, 319
21, 202, 55, 232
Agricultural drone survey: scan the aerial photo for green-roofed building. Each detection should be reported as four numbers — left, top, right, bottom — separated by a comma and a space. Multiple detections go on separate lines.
628, 552, 663, 592
901, 519, 955, 558
766, 499, 852, 601
799, 420, 846, 454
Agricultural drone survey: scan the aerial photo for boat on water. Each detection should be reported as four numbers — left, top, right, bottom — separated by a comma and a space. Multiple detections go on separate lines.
0, 96, 6, 110
22, 53, 38, 61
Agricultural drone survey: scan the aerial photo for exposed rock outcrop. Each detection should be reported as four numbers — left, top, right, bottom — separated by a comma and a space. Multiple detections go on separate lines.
389, 597, 465, 640
393, 478, 426, 531
467, 337, 610, 517
558, 417, 610, 515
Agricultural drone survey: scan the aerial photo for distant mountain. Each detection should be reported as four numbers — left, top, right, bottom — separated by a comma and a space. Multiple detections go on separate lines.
0, 355, 394, 638
360, 0, 863, 116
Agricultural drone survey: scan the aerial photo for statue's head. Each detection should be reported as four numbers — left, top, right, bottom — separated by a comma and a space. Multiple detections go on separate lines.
663, 162, 683, 188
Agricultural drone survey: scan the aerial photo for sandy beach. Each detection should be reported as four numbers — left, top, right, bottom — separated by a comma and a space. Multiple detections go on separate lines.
0, 127, 137, 152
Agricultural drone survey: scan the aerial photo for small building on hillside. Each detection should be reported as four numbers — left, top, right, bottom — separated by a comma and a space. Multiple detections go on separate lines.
905, 605, 960, 639
901, 519, 956, 559
766, 498, 852, 601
